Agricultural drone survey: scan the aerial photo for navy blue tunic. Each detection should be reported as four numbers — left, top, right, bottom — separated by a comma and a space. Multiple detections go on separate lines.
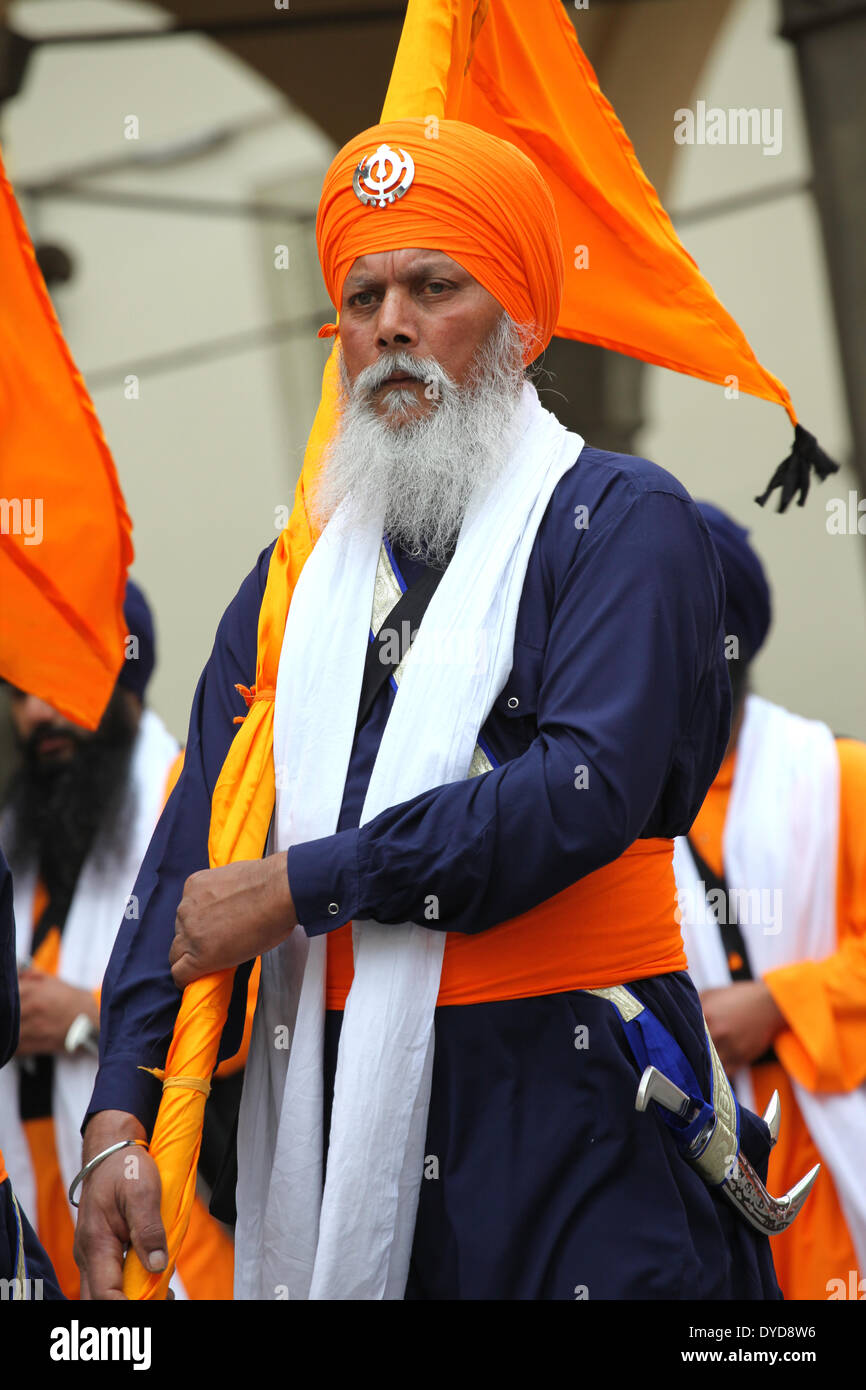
87, 445, 780, 1298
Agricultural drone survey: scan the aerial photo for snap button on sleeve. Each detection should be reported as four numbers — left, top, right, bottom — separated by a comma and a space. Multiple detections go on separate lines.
327, 902, 340, 916
507, 696, 519, 709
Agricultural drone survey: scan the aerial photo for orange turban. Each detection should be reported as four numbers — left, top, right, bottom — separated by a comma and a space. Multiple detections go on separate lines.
316, 118, 564, 364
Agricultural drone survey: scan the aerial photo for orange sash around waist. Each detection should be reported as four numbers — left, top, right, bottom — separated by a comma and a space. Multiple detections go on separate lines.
325, 837, 685, 1010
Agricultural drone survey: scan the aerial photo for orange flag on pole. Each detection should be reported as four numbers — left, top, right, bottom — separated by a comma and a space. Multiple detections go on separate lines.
380, 0, 836, 511
0, 147, 132, 729
125, 0, 837, 1300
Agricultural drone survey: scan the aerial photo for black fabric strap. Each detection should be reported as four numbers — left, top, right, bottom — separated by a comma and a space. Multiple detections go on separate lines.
19, 886, 77, 1122
685, 836, 777, 1068
686, 837, 753, 982
354, 562, 446, 735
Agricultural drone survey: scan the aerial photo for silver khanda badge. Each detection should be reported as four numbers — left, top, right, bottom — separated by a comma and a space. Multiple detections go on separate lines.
353, 143, 415, 208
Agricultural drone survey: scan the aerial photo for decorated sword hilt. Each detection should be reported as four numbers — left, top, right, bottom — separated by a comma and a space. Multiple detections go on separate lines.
635, 1064, 819, 1236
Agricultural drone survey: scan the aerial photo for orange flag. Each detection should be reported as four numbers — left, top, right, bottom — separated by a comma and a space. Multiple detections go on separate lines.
448, 2, 794, 413
126, 0, 837, 1301
0, 147, 132, 729
382, 0, 836, 511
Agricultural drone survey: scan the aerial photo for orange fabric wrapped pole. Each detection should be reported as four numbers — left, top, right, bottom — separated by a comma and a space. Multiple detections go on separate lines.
120, 973, 234, 1300
0, 147, 132, 725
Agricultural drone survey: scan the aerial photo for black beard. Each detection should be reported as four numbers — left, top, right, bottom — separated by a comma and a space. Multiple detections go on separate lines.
2, 690, 139, 919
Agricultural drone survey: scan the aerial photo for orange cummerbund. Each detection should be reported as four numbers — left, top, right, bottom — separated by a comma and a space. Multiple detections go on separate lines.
325, 837, 686, 1009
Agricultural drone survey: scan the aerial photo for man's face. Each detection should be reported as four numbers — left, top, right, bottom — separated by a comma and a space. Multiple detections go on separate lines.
338, 249, 506, 423
3, 685, 142, 887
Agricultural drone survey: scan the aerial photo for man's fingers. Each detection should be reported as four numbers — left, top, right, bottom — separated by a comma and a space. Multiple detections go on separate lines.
170, 954, 195, 990
79, 1230, 128, 1301
73, 1162, 129, 1300
169, 923, 197, 986
16, 978, 37, 1008
74, 1143, 166, 1298
123, 1165, 169, 1277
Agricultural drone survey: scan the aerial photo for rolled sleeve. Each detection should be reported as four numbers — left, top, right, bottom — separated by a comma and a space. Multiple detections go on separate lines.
88, 1053, 165, 1137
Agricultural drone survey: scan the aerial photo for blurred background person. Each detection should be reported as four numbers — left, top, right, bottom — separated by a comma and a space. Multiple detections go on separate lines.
675, 502, 866, 1300
0, 580, 239, 1298
0, 841, 64, 1299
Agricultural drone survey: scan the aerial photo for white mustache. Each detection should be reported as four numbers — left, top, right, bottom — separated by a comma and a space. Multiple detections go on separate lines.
351, 352, 455, 400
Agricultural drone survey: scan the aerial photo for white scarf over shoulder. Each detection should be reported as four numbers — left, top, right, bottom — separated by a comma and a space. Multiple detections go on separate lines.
675, 693, 866, 1267
234, 382, 582, 1300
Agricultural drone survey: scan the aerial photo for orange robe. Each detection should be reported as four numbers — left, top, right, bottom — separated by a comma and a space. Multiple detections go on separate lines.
689, 736, 866, 1299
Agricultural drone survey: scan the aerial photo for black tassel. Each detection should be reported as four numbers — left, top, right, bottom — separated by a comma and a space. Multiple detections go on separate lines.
754, 423, 840, 513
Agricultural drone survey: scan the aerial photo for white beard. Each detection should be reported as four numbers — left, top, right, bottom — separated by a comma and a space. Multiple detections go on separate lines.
309, 314, 528, 568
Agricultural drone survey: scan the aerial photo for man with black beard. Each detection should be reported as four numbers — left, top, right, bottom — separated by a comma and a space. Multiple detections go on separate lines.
0, 581, 238, 1298
2, 583, 155, 1061
6, 685, 140, 992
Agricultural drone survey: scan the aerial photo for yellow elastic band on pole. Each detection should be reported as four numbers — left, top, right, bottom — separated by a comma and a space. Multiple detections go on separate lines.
138, 1065, 212, 1097
162, 1076, 212, 1096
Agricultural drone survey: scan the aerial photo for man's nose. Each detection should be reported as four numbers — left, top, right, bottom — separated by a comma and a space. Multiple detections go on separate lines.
17, 695, 64, 736
374, 287, 419, 350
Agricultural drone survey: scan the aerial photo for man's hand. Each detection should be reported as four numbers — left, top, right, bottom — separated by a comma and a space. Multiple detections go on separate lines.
74, 1110, 167, 1301
169, 852, 298, 990
700, 981, 786, 1073
17, 967, 98, 1055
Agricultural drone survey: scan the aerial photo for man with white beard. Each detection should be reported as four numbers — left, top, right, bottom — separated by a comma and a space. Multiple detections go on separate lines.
75, 119, 783, 1300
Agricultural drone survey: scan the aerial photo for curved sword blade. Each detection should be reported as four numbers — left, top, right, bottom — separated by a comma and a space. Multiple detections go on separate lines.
720, 1154, 821, 1236
762, 1090, 781, 1148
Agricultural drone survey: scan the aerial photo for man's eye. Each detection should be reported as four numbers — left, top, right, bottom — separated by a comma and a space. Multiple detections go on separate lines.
425, 281, 448, 294
349, 291, 376, 307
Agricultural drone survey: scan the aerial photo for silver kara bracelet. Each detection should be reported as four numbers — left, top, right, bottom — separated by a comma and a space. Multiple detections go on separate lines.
68, 1139, 149, 1209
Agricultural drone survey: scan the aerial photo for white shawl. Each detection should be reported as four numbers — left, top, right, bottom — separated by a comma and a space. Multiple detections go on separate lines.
234, 381, 583, 1300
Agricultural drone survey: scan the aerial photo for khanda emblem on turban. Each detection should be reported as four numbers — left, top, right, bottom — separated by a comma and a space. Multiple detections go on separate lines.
353, 143, 415, 208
